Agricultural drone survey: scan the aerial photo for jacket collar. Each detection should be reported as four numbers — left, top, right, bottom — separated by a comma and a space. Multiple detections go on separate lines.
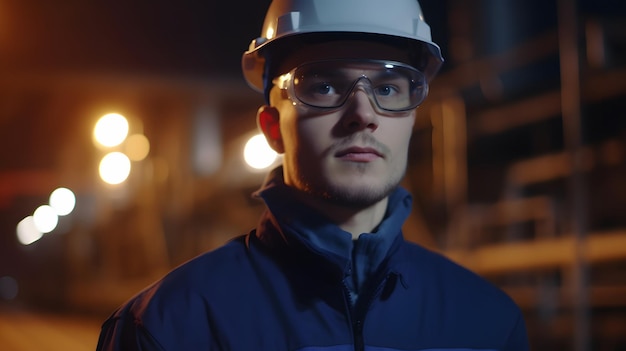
253, 167, 413, 284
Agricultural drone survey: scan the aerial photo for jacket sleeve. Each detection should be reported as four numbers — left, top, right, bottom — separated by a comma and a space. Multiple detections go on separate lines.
96, 310, 166, 351
503, 311, 530, 351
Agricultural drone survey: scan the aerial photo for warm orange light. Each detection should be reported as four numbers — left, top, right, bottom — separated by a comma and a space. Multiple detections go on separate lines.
125, 134, 150, 161
244, 134, 277, 170
99, 152, 131, 184
94, 113, 129, 148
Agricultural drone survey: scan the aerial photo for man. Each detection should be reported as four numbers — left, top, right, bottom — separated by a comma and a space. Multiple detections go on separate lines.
97, 0, 529, 350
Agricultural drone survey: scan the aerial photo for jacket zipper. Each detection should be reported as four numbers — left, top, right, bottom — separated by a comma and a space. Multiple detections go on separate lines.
344, 273, 394, 351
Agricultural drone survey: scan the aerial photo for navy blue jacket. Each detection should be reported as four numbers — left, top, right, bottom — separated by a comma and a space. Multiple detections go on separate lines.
97, 170, 528, 351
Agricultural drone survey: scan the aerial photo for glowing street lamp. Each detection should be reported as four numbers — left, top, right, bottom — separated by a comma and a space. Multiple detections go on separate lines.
124, 134, 150, 161
244, 134, 277, 170
94, 113, 129, 148
16, 216, 43, 245
49, 187, 76, 216
33, 205, 58, 234
99, 152, 131, 185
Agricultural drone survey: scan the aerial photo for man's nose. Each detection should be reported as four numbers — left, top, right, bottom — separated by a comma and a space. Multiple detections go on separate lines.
341, 88, 379, 132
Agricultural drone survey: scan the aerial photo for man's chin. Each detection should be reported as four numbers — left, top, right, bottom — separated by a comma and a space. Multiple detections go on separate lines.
319, 182, 396, 208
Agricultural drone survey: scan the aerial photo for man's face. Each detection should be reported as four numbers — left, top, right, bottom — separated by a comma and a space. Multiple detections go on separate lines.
263, 41, 418, 208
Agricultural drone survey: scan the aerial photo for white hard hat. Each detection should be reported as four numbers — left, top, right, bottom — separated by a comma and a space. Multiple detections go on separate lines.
242, 0, 444, 95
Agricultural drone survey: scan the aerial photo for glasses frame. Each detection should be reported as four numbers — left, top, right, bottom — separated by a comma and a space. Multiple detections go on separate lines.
272, 59, 429, 113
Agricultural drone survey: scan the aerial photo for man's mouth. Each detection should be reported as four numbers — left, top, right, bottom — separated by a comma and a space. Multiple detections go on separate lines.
335, 146, 383, 162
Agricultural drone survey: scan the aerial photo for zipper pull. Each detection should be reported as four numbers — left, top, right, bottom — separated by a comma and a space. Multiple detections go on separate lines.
379, 273, 400, 301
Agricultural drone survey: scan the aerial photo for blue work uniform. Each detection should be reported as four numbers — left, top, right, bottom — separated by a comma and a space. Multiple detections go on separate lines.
97, 167, 529, 351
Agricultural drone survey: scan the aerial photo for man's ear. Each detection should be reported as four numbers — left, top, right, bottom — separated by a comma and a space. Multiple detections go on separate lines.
257, 105, 284, 154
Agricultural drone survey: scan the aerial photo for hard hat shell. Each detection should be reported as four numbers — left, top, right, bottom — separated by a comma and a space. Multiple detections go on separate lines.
242, 0, 444, 94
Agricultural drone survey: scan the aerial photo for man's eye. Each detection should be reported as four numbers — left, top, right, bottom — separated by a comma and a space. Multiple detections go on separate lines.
313, 83, 335, 95
375, 85, 398, 96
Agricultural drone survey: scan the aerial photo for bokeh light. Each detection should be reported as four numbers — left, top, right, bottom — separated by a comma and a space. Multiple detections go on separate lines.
244, 134, 278, 170
125, 133, 150, 161
49, 187, 76, 216
16, 216, 43, 245
33, 205, 59, 234
99, 152, 131, 184
94, 113, 129, 147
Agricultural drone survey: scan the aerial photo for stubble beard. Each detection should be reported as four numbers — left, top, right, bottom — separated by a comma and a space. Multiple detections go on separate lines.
298, 161, 405, 209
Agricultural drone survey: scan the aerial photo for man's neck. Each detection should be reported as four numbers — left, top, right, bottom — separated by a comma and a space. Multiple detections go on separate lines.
297, 193, 389, 239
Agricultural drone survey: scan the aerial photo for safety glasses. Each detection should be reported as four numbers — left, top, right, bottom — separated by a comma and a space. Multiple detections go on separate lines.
273, 59, 428, 112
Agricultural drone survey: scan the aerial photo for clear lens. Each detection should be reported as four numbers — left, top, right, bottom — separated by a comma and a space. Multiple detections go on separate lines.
279, 60, 428, 112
